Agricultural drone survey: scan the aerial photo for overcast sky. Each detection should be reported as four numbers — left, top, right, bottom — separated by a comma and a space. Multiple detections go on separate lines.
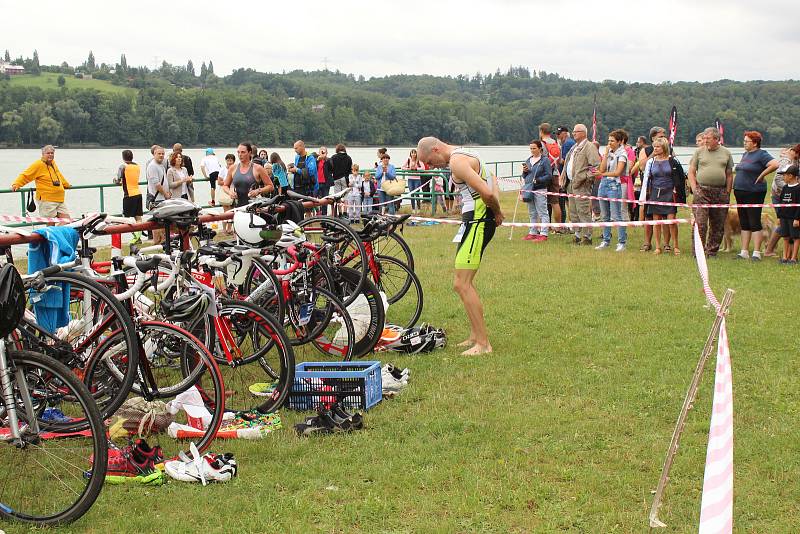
1, 0, 795, 83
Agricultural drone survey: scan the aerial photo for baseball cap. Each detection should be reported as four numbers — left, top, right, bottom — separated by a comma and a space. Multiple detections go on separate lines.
556, 126, 569, 134
205, 148, 215, 155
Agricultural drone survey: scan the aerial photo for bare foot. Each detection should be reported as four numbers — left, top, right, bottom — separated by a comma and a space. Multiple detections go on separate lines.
461, 343, 492, 355
457, 338, 475, 347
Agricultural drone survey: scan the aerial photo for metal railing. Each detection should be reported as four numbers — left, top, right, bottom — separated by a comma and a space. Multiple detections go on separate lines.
0, 160, 525, 226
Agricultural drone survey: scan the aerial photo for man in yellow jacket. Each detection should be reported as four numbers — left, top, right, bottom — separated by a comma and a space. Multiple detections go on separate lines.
11, 145, 72, 219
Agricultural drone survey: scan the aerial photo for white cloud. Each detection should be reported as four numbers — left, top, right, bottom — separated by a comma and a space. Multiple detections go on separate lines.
0, 0, 794, 82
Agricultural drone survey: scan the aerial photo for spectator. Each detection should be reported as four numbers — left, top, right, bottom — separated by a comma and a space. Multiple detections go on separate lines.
634, 127, 671, 251
171, 143, 194, 202
695, 133, 706, 150
287, 140, 317, 198
593, 130, 628, 251
256, 149, 269, 166
590, 140, 602, 220
218, 153, 236, 234
560, 124, 601, 245
167, 152, 192, 200
642, 137, 686, 255
539, 123, 562, 229
115, 149, 144, 244
346, 164, 362, 222
361, 170, 376, 215
619, 130, 636, 223
402, 149, 426, 213
375, 147, 388, 168
330, 144, 353, 217
223, 142, 274, 208
269, 152, 290, 195
521, 140, 552, 242
776, 164, 800, 264
145, 146, 170, 244
200, 148, 222, 206
688, 127, 734, 257
732, 130, 778, 261
432, 170, 447, 212
376, 154, 398, 215
631, 135, 649, 221
765, 144, 800, 257
12, 145, 72, 222
316, 146, 334, 214
556, 126, 575, 227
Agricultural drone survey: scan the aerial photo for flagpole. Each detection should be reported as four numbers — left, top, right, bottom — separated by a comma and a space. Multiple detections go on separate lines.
591, 93, 597, 143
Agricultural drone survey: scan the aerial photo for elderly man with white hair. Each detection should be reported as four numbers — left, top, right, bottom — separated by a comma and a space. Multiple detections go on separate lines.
12, 144, 72, 221
559, 124, 601, 245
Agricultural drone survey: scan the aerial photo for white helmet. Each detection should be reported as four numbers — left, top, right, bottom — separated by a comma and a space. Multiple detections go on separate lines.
233, 211, 268, 247
275, 221, 306, 249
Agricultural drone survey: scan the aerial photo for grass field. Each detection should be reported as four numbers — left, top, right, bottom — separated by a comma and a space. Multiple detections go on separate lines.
17, 192, 799, 533
3, 72, 133, 95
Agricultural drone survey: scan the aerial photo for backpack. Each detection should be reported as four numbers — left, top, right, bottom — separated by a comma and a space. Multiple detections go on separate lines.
543, 138, 560, 169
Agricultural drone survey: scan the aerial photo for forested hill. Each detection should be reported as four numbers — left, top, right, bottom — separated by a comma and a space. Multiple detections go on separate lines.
1, 57, 798, 147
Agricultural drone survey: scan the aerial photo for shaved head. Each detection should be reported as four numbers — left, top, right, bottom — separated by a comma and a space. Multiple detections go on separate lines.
416, 136, 440, 160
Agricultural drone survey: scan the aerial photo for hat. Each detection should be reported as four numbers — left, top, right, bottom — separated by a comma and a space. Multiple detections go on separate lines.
785, 164, 799, 176
556, 126, 569, 134
205, 148, 215, 155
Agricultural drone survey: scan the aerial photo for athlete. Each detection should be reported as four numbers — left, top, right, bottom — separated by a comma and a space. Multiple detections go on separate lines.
417, 137, 504, 355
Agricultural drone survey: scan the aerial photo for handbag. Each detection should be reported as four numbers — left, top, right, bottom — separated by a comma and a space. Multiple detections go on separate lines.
26, 190, 36, 213
381, 177, 406, 196
216, 187, 233, 206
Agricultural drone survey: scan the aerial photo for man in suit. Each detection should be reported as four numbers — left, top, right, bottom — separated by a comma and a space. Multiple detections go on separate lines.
560, 124, 601, 244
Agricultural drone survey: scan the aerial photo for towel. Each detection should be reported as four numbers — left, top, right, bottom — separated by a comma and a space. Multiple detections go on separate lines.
28, 226, 78, 333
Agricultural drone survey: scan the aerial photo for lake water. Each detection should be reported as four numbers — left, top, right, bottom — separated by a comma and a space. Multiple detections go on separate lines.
0, 144, 765, 218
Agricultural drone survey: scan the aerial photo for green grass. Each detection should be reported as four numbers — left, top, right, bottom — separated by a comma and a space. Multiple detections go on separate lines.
4, 72, 133, 95
19, 192, 800, 533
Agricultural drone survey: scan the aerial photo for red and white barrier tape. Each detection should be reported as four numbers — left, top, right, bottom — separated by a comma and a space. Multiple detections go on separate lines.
693, 222, 733, 533
0, 213, 76, 224
409, 216, 689, 229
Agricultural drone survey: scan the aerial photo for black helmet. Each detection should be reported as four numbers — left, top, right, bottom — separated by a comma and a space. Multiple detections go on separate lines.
160, 289, 210, 322
0, 264, 25, 338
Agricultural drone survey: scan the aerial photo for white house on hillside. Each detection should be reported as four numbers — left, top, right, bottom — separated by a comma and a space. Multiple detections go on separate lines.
0, 61, 25, 75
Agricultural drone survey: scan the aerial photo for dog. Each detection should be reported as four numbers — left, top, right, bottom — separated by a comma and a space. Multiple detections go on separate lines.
721, 209, 776, 253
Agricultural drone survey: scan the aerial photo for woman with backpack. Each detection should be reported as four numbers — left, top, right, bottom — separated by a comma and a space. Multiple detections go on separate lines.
521, 140, 552, 241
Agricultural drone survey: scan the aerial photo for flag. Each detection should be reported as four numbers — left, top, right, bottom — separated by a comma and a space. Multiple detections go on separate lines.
591, 94, 597, 143
668, 106, 678, 147
715, 118, 725, 145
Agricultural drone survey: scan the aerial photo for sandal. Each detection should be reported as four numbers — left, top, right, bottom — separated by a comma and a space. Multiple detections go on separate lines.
653, 248, 663, 255
673, 247, 681, 256
664, 244, 672, 252
639, 243, 652, 252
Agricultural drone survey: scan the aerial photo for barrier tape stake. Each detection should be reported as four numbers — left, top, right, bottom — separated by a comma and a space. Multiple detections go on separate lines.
648, 288, 735, 529
509, 191, 521, 240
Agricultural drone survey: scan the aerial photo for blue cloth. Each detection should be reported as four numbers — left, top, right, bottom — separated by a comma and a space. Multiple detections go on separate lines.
273, 165, 289, 188
293, 154, 318, 189
734, 149, 773, 193
28, 226, 78, 333
375, 164, 397, 187
521, 156, 552, 201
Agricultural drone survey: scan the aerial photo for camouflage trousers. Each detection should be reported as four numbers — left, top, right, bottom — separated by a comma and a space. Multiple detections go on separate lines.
692, 185, 729, 255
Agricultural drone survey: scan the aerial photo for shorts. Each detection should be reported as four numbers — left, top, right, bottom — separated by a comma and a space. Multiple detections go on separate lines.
546, 180, 559, 205
778, 218, 800, 239
208, 171, 219, 189
455, 210, 496, 270
734, 189, 766, 232
333, 178, 347, 194
38, 201, 70, 218
122, 195, 144, 217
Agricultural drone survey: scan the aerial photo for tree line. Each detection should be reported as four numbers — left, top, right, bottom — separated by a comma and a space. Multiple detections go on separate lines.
1, 51, 799, 147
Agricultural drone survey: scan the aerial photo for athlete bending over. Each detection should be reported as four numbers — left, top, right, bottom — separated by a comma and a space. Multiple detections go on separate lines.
417, 137, 505, 355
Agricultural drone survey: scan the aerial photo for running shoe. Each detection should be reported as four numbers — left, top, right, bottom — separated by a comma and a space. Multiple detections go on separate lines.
41, 407, 72, 424
248, 381, 279, 397
104, 448, 155, 477
383, 363, 410, 381
106, 471, 165, 486
164, 444, 237, 484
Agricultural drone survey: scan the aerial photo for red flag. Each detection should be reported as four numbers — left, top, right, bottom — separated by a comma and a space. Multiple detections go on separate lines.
668, 106, 678, 147
715, 118, 725, 145
591, 94, 597, 143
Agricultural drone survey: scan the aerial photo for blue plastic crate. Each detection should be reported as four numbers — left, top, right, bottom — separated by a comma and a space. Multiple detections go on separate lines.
288, 361, 382, 411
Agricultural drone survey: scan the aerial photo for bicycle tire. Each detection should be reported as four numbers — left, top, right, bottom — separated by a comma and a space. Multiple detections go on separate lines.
285, 285, 356, 362
374, 255, 424, 329
0, 350, 107, 526
188, 299, 295, 414
372, 231, 414, 271
335, 267, 385, 358
33, 271, 139, 420
298, 216, 368, 306
84, 320, 225, 456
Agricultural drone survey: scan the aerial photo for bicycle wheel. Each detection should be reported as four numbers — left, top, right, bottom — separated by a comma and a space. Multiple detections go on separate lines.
239, 256, 285, 322
84, 321, 225, 457
0, 350, 107, 526
286, 285, 356, 363
335, 267, 385, 358
31, 271, 139, 420
372, 231, 414, 271
298, 216, 368, 306
188, 300, 295, 414
374, 255, 423, 329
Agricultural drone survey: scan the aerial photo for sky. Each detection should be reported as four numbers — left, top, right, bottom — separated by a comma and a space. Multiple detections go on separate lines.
0, 0, 796, 83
